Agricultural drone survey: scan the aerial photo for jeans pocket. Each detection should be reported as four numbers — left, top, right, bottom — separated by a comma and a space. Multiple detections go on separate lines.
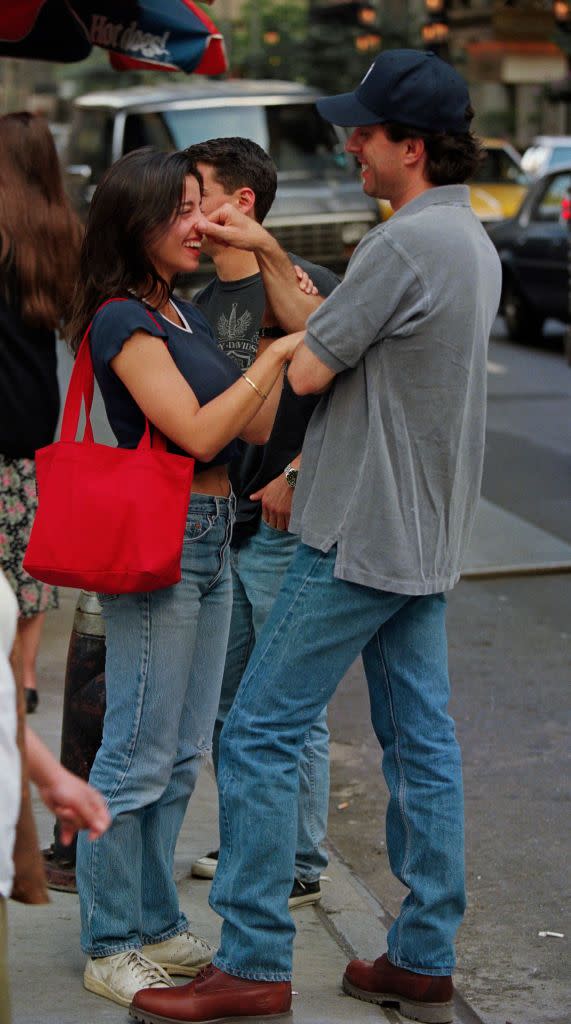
184, 511, 217, 544
98, 591, 120, 603
260, 520, 289, 537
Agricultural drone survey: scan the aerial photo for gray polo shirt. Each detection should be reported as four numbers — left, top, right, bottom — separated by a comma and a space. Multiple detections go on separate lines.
289, 185, 501, 595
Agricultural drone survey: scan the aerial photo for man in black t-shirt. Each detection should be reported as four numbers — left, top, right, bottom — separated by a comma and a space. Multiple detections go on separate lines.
187, 138, 339, 907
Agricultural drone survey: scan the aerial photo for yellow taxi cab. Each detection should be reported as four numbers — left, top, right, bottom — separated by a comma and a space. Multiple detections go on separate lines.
378, 138, 530, 229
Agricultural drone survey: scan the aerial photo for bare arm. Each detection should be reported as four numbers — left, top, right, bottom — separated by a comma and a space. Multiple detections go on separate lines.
196, 205, 324, 332
255, 231, 324, 330
287, 339, 337, 396
110, 330, 304, 462
26, 727, 111, 843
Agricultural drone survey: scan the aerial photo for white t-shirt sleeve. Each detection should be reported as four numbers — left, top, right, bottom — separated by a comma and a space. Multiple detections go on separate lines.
0, 571, 21, 898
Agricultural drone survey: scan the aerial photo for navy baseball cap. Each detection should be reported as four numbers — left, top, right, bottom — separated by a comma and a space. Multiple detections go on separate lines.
316, 49, 471, 135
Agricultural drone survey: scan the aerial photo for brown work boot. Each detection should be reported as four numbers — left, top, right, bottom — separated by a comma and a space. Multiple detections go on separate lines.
129, 964, 292, 1023
343, 953, 454, 1023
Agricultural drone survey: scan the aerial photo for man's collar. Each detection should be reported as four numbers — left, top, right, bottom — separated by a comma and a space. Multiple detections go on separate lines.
390, 184, 471, 221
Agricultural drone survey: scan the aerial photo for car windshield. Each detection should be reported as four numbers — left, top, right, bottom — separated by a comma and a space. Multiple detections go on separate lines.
471, 147, 528, 186
163, 105, 267, 151
534, 171, 571, 221
549, 146, 571, 170
162, 103, 350, 179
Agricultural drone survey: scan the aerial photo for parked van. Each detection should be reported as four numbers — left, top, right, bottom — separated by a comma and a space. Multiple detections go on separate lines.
66, 79, 379, 278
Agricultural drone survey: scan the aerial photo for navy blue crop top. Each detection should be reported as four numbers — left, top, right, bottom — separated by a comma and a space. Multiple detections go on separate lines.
90, 296, 241, 471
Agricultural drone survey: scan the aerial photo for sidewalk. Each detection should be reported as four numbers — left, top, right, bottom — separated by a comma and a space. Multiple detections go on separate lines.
8, 590, 391, 1024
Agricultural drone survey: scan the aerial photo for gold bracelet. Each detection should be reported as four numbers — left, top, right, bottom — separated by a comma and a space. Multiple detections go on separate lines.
242, 373, 268, 401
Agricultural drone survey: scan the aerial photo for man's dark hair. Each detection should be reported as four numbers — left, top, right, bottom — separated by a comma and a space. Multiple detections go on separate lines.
383, 106, 484, 186
184, 137, 277, 223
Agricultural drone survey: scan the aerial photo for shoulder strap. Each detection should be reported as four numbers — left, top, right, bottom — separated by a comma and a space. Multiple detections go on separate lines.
60, 298, 168, 451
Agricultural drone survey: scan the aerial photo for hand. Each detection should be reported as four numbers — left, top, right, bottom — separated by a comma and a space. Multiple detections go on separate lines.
294, 265, 318, 296
272, 330, 305, 363
195, 204, 272, 253
37, 766, 111, 845
251, 473, 294, 531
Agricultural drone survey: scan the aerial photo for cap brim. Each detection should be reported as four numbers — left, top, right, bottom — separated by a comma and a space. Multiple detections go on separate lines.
316, 92, 382, 127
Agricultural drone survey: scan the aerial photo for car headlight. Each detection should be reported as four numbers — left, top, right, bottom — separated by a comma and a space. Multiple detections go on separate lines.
341, 222, 369, 246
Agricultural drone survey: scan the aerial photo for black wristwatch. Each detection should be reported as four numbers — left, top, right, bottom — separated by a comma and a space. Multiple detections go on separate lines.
258, 326, 286, 339
284, 463, 299, 488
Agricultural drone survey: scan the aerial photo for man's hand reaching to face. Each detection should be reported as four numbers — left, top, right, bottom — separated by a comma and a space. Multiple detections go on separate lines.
195, 203, 272, 254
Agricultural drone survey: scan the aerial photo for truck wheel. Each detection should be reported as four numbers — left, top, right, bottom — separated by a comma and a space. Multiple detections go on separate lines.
503, 278, 544, 344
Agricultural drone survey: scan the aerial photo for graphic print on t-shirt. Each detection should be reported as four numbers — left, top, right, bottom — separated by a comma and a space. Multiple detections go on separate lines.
215, 303, 256, 370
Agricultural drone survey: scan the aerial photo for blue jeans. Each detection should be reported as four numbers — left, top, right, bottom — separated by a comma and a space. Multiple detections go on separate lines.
211, 543, 465, 980
77, 493, 234, 957
212, 521, 329, 882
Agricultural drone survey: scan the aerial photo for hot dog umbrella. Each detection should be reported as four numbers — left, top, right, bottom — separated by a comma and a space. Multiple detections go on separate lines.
0, 0, 227, 76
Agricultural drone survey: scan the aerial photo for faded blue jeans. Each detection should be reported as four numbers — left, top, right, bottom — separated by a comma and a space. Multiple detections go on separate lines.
211, 543, 465, 980
77, 493, 234, 957
212, 521, 329, 882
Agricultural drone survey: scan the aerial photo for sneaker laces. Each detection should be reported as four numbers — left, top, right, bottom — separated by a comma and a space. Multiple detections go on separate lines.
121, 950, 171, 987
182, 931, 214, 955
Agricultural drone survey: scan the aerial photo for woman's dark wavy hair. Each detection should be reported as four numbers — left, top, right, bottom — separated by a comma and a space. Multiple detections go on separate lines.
0, 112, 83, 328
67, 147, 201, 352
384, 106, 485, 185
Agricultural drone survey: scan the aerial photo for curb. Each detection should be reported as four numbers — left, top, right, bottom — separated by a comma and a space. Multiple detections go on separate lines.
320, 840, 486, 1024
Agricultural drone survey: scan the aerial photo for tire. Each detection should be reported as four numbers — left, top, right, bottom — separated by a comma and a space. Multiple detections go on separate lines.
502, 276, 544, 344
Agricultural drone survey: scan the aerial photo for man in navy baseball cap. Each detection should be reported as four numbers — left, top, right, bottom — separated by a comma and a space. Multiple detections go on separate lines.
316, 48, 471, 134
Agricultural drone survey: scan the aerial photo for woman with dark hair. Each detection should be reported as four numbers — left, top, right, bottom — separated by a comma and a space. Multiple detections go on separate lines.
0, 112, 83, 714
68, 147, 302, 1009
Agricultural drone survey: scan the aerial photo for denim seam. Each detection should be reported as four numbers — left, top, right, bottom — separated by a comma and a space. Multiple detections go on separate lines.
85, 832, 97, 950
206, 508, 234, 591
141, 918, 190, 946
237, 614, 255, 680
306, 739, 318, 847
391, 954, 455, 977
375, 629, 415, 960
295, 731, 321, 882
210, 780, 233, 905
89, 941, 143, 958
212, 954, 291, 983
106, 592, 151, 804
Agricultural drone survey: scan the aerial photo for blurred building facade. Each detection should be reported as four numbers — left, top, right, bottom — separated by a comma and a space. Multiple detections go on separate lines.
446, 0, 568, 146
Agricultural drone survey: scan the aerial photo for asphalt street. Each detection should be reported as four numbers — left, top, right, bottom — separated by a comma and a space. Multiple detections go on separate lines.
325, 325, 571, 1024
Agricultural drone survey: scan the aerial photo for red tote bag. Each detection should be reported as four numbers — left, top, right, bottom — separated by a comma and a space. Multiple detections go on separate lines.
24, 303, 194, 594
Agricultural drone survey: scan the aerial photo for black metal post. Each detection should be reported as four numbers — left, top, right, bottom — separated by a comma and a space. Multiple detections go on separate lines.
42, 591, 106, 891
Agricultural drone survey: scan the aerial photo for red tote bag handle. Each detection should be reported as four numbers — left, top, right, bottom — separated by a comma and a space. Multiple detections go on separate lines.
60, 299, 167, 452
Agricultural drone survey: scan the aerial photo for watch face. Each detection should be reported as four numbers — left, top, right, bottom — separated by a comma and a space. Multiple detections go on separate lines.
285, 467, 298, 487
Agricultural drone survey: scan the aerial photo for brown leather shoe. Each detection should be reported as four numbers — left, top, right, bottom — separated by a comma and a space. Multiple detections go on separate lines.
129, 964, 292, 1023
343, 953, 454, 1024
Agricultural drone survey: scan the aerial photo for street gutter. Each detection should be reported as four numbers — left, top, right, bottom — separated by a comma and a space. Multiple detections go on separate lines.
319, 838, 487, 1024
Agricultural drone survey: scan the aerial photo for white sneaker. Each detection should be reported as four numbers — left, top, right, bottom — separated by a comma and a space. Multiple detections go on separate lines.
83, 949, 174, 1007
190, 849, 219, 880
142, 930, 214, 977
